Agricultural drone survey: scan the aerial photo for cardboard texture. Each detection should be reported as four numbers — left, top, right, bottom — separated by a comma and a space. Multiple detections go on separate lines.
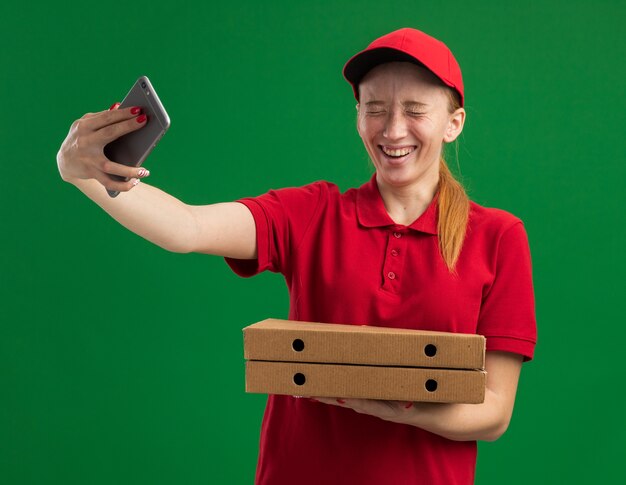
243, 319, 487, 404
246, 361, 487, 403
244, 319, 485, 369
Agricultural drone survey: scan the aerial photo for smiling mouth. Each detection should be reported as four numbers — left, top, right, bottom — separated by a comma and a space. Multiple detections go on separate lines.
379, 145, 417, 158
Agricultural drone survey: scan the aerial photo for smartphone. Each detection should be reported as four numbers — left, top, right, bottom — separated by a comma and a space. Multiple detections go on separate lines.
103, 76, 170, 197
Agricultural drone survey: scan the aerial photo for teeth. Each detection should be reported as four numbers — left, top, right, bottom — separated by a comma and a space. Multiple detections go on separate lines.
382, 146, 414, 157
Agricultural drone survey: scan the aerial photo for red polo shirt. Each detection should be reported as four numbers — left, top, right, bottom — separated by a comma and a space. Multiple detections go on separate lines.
226, 174, 537, 485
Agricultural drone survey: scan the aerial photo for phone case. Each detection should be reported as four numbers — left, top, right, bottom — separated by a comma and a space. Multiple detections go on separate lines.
103, 76, 170, 197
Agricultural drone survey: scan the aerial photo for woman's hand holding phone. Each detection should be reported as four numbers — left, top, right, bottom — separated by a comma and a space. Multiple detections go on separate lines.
55, 88, 257, 258
56, 104, 151, 192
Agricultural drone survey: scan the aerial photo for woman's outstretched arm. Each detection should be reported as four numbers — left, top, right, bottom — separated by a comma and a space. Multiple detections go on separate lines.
57, 105, 256, 259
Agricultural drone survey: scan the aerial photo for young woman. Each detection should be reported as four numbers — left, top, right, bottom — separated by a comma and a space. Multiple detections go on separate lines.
57, 27, 537, 485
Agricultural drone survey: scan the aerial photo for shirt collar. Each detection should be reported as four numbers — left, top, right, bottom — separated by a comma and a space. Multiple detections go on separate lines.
356, 173, 439, 235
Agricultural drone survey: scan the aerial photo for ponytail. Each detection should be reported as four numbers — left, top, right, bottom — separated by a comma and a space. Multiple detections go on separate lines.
437, 88, 469, 274
437, 157, 469, 274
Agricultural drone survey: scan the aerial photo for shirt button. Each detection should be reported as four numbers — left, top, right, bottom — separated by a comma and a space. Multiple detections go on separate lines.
391, 249, 399, 256
387, 271, 396, 280
393, 232, 402, 239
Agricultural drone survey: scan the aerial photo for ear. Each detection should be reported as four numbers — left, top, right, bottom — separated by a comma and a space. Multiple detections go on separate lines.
355, 103, 362, 136
443, 107, 465, 143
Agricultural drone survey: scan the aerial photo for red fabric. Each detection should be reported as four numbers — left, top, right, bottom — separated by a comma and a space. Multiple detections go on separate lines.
226, 174, 537, 485
343, 27, 465, 105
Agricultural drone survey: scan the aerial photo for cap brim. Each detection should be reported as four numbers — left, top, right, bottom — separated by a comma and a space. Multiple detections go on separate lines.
343, 47, 427, 87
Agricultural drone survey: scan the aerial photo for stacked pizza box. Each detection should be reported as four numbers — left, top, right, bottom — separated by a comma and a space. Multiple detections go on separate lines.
243, 319, 486, 404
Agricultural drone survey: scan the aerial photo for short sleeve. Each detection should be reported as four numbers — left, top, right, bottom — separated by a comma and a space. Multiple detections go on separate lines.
224, 182, 325, 278
477, 221, 538, 361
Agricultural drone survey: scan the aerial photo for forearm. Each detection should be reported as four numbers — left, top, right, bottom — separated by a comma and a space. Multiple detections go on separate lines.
396, 388, 510, 441
69, 178, 196, 253
316, 349, 523, 442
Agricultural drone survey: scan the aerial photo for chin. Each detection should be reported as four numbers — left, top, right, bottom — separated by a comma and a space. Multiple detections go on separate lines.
377, 168, 418, 187
375, 162, 438, 189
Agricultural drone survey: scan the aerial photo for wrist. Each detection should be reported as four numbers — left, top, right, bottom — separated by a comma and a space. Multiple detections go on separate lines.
392, 401, 437, 428
60, 173, 77, 184
56, 156, 75, 184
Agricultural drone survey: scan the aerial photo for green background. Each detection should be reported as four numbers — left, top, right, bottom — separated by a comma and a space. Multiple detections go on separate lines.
1, 0, 624, 483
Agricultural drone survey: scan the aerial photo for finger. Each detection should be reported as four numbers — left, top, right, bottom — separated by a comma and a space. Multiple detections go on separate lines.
97, 112, 147, 144
101, 159, 151, 180
81, 101, 122, 120
312, 397, 344, 406
81, 106, 143, 131
81, 107, 112, 120
80, 102, 120, 121
93, 171, 141, 193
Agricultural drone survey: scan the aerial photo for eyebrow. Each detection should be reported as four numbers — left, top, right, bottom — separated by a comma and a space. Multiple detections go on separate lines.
404, 101, 429, 109
364, 101, 429, 108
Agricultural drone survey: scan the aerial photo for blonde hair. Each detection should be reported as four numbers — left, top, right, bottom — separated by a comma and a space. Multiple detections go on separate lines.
438, 89, 469, 274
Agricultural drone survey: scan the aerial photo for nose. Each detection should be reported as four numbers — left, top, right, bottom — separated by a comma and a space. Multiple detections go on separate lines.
383, 109, 408, 141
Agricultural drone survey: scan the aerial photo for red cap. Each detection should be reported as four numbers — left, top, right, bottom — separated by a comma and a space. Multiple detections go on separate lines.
343, 28, 464, 106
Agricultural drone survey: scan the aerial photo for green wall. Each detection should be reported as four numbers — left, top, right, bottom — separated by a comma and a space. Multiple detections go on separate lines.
1, 1, 624, 483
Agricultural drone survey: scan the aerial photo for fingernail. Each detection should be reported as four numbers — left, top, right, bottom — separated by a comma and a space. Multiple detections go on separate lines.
130, 106, 141, 115
405, 402, 413, 409
132, 178, 141, 186
336, 399, 346, 404
137, 168, 150, 178
136, 114, 147, 123
109, 102, 120, 110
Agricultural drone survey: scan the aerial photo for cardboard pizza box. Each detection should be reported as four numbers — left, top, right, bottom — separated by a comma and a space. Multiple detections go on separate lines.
243, 319, 485, 370
245, 360, 486, 403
